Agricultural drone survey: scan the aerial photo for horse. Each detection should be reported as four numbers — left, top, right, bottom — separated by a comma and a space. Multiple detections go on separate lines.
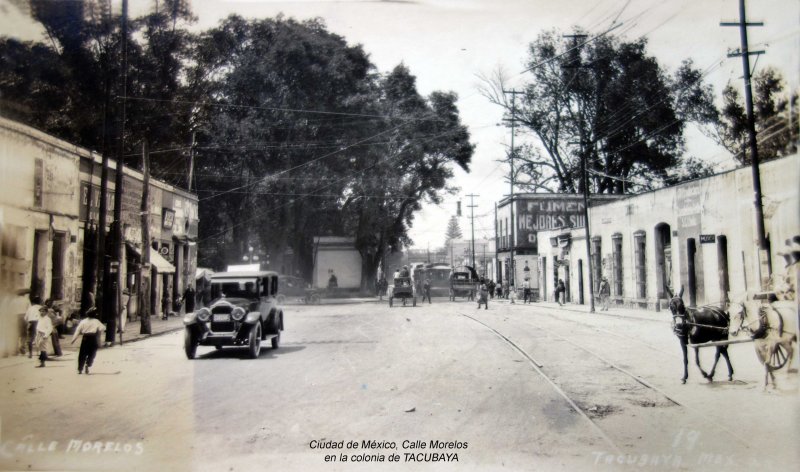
729, 299, 797, 390
666, 286, 733, 384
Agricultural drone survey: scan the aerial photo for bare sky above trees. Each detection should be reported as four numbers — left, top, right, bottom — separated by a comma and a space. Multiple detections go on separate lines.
1, 0, 797, 249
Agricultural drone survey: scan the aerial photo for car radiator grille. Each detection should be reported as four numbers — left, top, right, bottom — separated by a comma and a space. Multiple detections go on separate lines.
211, 321, 235, 332
210, 306, 234, 332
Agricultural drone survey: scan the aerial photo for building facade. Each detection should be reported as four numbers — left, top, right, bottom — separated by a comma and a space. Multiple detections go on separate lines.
536, 154, 799, 310
495, 193, 621, 296
0, 117, 198, 357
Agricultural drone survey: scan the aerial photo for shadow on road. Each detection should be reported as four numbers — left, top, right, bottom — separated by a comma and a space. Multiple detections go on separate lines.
194, 345, 306, 360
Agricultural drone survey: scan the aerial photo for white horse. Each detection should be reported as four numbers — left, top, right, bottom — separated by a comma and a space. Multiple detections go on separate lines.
729, 299, 797, 390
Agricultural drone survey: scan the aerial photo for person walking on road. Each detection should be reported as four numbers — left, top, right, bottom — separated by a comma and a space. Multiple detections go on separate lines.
422, 276, 432, 304
24, 296, 43, 358
33, 308, 53, 367
70, 307, 106, 375
555, 279, 566, 306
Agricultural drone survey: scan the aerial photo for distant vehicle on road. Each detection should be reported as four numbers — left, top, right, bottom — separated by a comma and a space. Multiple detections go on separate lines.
450, 265, 479, 301
389, 276, 416, 307
278, 275, 307, 303
183, 271, 285, 359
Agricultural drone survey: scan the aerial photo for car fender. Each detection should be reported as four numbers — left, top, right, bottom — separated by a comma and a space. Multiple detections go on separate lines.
244, 311, 261, 324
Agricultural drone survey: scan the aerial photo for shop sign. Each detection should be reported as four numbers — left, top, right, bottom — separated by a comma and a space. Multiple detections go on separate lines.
163, 208, 175, 230
699, 234, 715, 244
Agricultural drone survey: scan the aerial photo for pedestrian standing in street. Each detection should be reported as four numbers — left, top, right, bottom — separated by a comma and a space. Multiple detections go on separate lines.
161, 292, 171, 320
422, 276, 432, 304
496, 282, 503, 299
509, 285, 517, 304
33, 308, 53, 368
477, 283, 489, 310
555, 279, 566, 306
182, 285, 196, 314
24, 296, 43, 358
487, 280, 495, 299
523, 278, 531, 304
44, 299, 63, 357
70, 307, 106, 375
120, 288, 131, 335
598, 277, 611, 311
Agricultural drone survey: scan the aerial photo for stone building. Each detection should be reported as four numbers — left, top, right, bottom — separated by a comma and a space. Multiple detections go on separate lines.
535, 154, 799, 310
0, 117, 198, 357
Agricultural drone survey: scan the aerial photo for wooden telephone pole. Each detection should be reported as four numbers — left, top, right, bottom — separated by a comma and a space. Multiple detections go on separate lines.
503, 89, 523, 290
721, 0, 771, 288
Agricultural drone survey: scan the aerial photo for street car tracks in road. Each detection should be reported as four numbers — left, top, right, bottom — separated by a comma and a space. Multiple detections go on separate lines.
459, 312, 623, 455
459, 310, 754, 451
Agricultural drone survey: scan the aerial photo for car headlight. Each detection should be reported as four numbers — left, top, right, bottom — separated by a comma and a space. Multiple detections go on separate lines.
196, 308, 211, 322
231, 307, 246, 321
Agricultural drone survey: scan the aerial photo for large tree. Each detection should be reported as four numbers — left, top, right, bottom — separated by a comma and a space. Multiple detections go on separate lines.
1, 4, 473, 291
715, 67, 798, 165
480, 30, 717, 194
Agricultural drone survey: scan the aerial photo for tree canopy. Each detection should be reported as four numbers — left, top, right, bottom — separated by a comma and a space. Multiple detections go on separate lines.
480, 30, 718, 194
715, 67, 798, 165
0, 2, 474, 289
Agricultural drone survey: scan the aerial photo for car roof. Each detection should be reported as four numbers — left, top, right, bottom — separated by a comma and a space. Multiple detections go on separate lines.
211, 271, 279, 279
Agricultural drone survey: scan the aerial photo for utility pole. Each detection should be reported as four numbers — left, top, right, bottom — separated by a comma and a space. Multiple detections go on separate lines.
139, 141, 151, 335
110, 0, 129, 345
466, 194, 479, 269
564, 32, 595, 313
721, 0, 771, 289
187, 130, 196, 192
503, 89, 523, 289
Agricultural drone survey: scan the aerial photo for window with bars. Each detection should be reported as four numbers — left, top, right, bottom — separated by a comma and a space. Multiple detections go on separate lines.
612, 233, 623, 297
634, 231, 646, 299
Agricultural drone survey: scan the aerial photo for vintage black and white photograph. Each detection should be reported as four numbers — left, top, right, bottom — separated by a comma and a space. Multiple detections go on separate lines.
0, 0, 798, 470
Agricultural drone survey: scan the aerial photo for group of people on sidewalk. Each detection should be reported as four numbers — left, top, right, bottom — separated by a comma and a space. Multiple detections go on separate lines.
553, 277, 611, 310
19, 282, 199, 374
22, 293, 104, 373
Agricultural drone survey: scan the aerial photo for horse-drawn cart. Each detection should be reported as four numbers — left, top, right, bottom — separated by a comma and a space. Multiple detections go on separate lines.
670, 287, 797, 386
389, 276, 416, 307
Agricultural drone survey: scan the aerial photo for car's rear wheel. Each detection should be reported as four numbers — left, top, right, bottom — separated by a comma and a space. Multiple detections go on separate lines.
248, 324, 261, 359
184, 329, 198, 360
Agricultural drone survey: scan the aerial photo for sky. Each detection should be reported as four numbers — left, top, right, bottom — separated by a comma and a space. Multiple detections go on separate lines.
1, 0, 798, 249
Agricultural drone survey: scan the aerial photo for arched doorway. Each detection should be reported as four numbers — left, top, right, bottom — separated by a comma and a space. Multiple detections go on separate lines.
654, 223, 672, 299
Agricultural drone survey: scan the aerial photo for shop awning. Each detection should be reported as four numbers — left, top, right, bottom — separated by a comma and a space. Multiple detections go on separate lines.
196, 267, 215, 280
150, 249, 176, 274
124, 242, 175, 273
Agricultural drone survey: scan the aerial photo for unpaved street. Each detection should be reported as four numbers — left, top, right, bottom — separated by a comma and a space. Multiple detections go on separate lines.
0, 299, 797, 471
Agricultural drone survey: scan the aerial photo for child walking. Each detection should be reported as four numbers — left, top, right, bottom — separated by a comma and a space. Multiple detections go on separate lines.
70, 307, 106, 374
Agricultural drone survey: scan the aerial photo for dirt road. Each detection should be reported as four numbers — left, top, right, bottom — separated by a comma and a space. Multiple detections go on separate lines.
0, 300, 796, 471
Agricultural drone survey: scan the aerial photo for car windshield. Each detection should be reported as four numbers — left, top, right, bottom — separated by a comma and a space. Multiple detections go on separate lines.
210, 279, 259, 299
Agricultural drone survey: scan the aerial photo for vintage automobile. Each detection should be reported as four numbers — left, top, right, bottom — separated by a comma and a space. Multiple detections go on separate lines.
450, 265, 479, 301
183, 271, 285, 359
277, 275, 307, 304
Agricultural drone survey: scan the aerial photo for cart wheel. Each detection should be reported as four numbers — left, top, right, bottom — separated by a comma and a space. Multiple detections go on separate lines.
767, 343, 790, 370
389, 297, 393, 307
413, 297, 417, 307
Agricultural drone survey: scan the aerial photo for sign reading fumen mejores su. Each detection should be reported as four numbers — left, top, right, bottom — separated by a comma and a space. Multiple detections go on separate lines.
515, 197, 586, 251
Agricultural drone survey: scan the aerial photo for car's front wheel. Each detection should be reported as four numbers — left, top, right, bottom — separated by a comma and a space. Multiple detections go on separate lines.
184, 329, 198, 360
248, 324, 262, 359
